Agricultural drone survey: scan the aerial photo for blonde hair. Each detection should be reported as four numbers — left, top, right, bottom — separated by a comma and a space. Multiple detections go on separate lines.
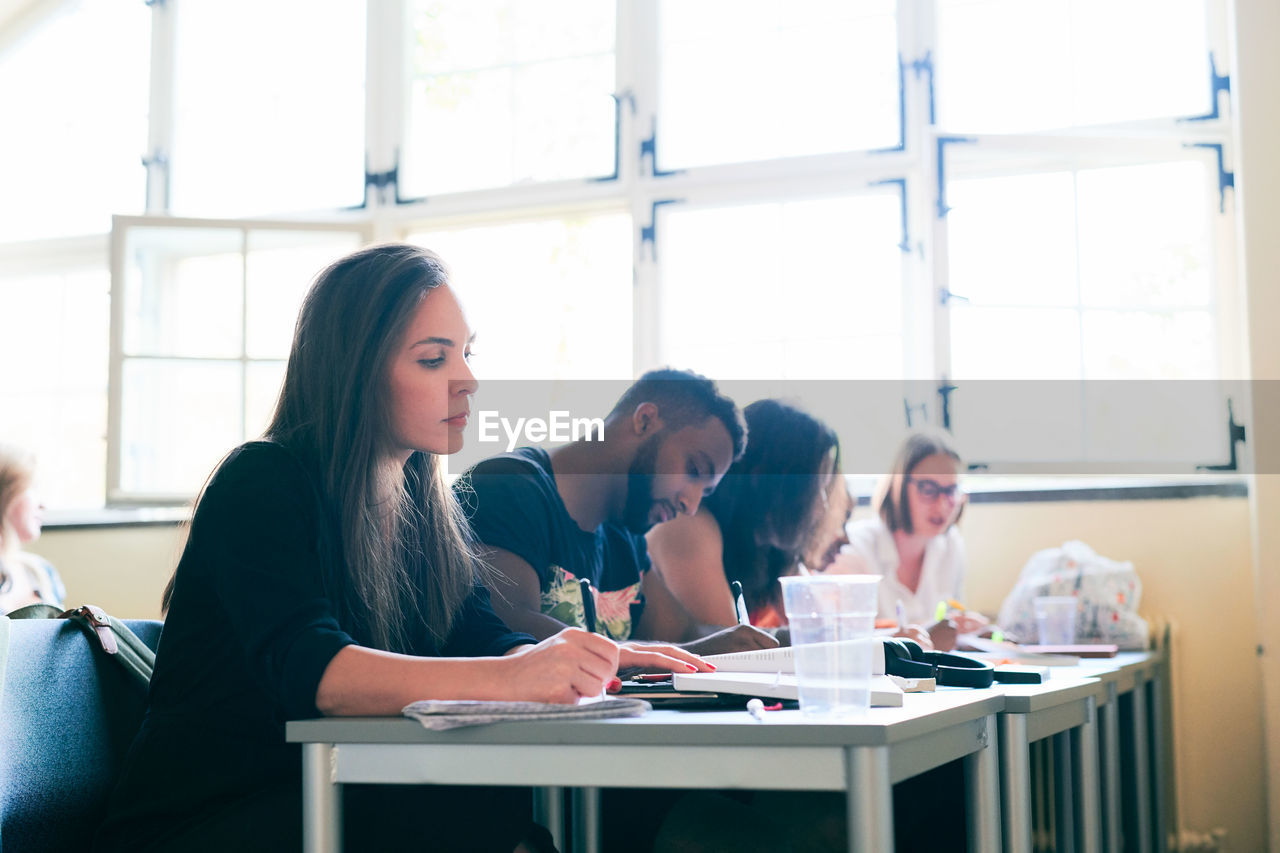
876, 430, 962, 534
0, 443, 36, 556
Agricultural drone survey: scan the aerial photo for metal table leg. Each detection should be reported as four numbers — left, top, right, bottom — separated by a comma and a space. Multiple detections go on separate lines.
1130, 675, 1154, 853
846, 745, 893, 853
1054, 731, 1075, 853
1074, 696, 1102, 853
965, 714, 1003, 853
302, 742, 341, 853
999, 714, 1032, 853
533, 787, 565, 852
570, 787, 601, 853
1100, 683, 1123, 853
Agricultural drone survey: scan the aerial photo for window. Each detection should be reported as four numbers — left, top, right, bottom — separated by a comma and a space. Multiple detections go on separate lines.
0, 0, 1241, 508
168, 0, 367, 216
656, 0, 901, 169
406, 212, 633, 380
110, 219, 366, 501
401, 0, 618, 196
0, 0, 150, 240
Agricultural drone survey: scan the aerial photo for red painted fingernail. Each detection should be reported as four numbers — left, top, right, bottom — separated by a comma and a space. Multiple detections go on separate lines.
607, 677, 622, 692
706, 663, 717, 671
763, 702, 784, 712
685, 664, 697, 672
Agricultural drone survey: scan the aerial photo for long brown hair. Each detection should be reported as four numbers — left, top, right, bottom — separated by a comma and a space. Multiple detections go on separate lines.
166, 244, 480, 652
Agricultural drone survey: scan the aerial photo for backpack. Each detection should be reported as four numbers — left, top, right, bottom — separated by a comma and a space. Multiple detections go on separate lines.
7, 603, 155, 688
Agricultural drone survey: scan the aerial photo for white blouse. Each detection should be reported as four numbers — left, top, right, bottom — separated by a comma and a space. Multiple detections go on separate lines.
831, 517, 967, 624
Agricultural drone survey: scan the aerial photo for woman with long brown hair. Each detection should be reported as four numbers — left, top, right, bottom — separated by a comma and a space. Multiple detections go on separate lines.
96, 244, 702, 853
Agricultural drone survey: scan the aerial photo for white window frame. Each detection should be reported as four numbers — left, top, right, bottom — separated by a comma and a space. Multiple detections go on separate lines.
1, 0, 1248, 506
106, 215, 374, 505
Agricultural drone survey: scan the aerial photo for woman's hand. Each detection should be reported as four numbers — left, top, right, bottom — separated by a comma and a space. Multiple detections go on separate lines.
893, 623, 933, 650
681, 624, 780, 656
501, 628, 620, 704
928, 618, 959, 652
618, 641, 711, 673
953, 610, 989, 635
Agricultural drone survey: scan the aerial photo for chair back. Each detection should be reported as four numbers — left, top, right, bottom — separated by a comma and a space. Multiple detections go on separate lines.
0, 616, 162, 853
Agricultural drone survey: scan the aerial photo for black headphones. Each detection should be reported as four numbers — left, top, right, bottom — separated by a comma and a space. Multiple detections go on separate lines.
881, 638, 995, 689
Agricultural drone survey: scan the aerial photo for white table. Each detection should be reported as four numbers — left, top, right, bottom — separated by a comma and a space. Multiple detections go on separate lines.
287, 689, 1005, 853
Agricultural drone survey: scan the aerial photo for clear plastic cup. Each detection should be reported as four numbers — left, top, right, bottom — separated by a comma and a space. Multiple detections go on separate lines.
1033, 595, 1078, 645
779, 575, 880, 718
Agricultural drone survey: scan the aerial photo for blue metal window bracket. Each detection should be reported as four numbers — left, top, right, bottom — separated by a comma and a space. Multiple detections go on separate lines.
640, 119, 683, 178
871, 178, 910, 252
590, 91, 635, 183
1179, 53, 1231, 123
935, 136, 976, 218
640, 199, 682, 262
346, 151, 427, 210
874, 52, 935, 155
1185, 142, 1234, 213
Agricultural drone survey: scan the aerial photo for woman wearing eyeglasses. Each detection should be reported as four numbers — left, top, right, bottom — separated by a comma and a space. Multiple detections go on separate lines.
829, 429, 987, 651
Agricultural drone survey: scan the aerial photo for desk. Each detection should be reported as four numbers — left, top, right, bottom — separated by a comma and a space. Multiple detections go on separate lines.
995, 677, 1105, 853
287, 689, 1004, 853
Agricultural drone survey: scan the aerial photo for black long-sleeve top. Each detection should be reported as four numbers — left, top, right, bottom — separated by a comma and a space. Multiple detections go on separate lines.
95, 442, 533, 851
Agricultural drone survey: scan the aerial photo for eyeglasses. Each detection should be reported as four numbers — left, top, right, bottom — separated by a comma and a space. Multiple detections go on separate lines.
908, 477, 962, 501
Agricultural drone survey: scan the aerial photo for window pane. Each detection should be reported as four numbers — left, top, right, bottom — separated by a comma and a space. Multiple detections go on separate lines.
402, 0, 616, 195
951, 307, 1081, 379
245, 231, 363, 359
937, 0, 1211, 132
1077, 162, 1213, 308
120, 360, 241, 494
123, 228, 246, 358
658, 0, 899, 169
407, 214, 632, 379
947, 173, 1078, 307
0, 269, 109, 508
170, 0, 366, 216
246, 361, 286, 438
0, 0, 149, 240
948, 160, 1219, 383
1082, 311, 1214, 379
660, 195, 904, 379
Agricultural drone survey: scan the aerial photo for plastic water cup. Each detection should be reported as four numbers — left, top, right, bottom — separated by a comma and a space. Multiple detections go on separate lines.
1033, 596, 1078, 645
779, 575, 880, 718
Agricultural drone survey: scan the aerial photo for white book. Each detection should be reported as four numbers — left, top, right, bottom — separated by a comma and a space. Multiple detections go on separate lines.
702, 641, 893, 675
671, 671, 905, 707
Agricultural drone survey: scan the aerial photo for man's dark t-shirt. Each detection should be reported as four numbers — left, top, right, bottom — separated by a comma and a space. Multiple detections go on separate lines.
456, 447, 648, 640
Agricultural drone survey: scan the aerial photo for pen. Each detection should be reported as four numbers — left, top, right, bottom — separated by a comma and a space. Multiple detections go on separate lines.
578, 577, 607, 702
731, 580, 750, 626
935, 600, 948, 622
579, 577, 598, 634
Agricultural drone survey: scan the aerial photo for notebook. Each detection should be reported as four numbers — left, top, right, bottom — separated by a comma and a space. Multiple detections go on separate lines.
958, 635, 1081, 666
671, 671, 907, 707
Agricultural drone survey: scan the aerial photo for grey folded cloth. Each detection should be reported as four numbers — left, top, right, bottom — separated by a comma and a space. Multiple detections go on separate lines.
403, 697, 652, 731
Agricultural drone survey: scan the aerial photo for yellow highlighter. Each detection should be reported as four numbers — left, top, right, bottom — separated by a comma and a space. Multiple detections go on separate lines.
935, 600, 948, 621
